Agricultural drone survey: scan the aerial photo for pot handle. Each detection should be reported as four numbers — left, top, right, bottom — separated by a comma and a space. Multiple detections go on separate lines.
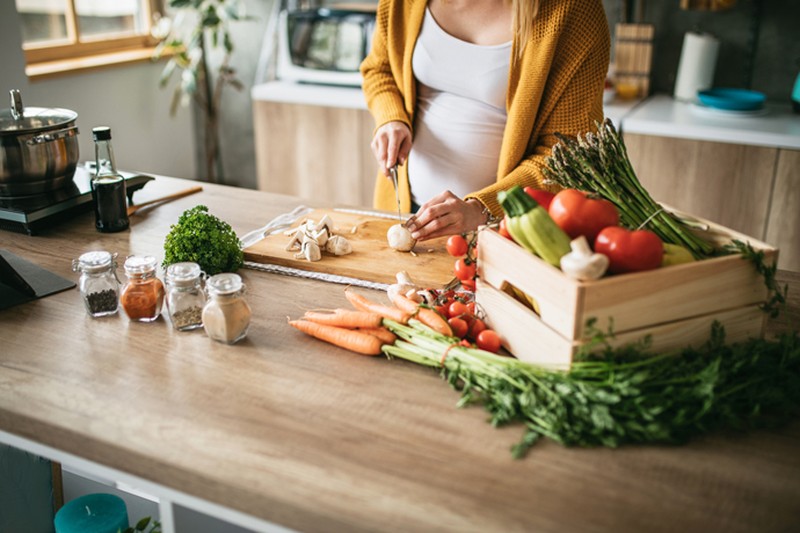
26, 126, 80, 145
10, 89, 23, 120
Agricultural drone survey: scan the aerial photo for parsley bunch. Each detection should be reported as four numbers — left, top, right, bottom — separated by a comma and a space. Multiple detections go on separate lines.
162, 205, 243, 275
383, 320, 800, 458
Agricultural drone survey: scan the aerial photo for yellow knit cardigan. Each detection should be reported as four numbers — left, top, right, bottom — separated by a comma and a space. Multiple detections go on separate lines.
360, 0, 610, 216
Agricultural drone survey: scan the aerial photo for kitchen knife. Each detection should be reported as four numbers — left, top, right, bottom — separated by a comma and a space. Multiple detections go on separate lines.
389, 164, 402, 221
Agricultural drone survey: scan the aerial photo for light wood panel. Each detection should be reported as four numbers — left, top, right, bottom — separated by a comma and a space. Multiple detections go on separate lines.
765, 149, 800, 272
1, 177, 800, 532
253, 100, 378, 208
623, 133, 777, 240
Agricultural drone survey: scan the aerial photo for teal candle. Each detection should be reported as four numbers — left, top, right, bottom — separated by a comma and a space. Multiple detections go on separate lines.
54, 493, 129, 533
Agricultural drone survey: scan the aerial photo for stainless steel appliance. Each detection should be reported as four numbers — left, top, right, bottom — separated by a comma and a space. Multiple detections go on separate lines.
276, 5, 376, 86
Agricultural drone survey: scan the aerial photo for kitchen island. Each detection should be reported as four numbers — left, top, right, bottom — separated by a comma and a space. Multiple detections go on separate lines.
1, 175, 799, 532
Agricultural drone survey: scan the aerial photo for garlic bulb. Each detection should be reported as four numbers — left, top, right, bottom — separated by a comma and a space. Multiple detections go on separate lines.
387, 224, 416, 252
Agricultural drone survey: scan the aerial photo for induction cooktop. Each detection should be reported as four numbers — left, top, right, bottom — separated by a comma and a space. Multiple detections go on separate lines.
0, 165, 154, 235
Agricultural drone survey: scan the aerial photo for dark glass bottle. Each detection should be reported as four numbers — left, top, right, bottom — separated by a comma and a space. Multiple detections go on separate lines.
91, 126, 129, 233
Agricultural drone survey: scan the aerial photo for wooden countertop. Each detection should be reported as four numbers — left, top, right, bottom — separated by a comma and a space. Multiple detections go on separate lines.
2, 176, 799, 532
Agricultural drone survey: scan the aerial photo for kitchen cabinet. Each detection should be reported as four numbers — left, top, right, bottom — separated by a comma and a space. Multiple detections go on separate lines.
252, 82, 378, 208
622, 95, 800, 272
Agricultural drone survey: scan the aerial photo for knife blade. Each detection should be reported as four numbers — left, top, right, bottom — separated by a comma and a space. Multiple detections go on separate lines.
389, 164, 402, 221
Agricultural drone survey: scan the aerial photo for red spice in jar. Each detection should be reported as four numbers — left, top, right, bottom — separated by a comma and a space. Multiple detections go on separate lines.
120, 255, 165, 322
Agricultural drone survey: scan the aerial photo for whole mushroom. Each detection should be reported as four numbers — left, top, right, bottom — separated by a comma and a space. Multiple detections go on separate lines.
387, 224, 416, 252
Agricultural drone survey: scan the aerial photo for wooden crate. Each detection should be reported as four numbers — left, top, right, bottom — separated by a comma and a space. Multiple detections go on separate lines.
475, 214, 778, 368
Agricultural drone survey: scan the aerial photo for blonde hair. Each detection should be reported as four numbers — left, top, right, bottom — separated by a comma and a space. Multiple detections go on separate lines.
512, 0, 540, 57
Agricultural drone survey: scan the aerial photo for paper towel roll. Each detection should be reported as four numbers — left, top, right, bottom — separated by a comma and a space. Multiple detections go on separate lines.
674, 32, 720, 102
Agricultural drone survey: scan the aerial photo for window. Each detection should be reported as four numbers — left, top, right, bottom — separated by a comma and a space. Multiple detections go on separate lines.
15, 0, 164, 77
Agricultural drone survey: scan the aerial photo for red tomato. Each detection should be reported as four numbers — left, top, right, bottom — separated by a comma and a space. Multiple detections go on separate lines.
459, 339, 473, 347
448, 317, 468, 338
476, 329, 501, 353
498, 217, 513, 240
446, 234, 468, 257
454, 258, 476, 281
460, 279, 476, 292
434, 304, 448, 317
548, 189, 620, 242
468, 318, 486, 339
523, 187, 555, 211
447, 300, 468, 319
466, 301, 476, 315
594, 226, 663, 274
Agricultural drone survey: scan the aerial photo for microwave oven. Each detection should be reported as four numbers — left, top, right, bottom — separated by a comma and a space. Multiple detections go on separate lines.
276, 6, 376, 87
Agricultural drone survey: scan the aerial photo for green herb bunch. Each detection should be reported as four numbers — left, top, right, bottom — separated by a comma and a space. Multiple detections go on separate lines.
163, 205, 243, 275
383, 319, 800, 458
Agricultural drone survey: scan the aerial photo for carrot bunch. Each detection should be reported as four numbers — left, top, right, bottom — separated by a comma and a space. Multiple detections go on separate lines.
289, 288, 453, 356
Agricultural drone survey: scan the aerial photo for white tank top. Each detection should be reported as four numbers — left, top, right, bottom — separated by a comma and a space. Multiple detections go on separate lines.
408, 8, 511, 206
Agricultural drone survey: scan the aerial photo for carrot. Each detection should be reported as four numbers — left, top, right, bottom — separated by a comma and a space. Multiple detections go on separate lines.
389, 293, 453, 337
289, 320, 384, 356
357, 327, 397, 345
344, 289, 410, 324
303, 308, 383, 329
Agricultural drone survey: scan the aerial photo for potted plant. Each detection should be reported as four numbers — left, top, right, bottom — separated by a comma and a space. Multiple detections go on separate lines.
153, 0, 251, 183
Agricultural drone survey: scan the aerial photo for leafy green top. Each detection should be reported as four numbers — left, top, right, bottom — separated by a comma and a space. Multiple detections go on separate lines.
162, 205, 243, 275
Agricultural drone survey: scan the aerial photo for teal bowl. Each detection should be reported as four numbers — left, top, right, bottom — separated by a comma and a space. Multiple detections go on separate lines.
697, 88, 766, 111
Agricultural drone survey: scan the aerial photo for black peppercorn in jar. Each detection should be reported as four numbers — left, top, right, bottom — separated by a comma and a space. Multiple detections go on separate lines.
71, 250, 120, 318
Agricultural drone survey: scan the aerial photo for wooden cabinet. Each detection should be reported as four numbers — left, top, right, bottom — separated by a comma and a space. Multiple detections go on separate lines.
624, 133, 799, 272
252, 100, 378, 208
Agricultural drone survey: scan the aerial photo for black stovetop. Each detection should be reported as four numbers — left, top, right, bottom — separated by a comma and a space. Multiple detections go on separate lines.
0, 166, 153, 235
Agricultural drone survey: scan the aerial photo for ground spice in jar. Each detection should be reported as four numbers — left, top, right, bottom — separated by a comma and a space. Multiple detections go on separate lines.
202, 273, 251, 344
120, 256, 164, 322
171, 305, 203, 330
86, 289, 118, 314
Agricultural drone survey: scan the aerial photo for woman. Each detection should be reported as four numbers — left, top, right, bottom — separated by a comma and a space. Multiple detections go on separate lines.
360, 0, 610, 241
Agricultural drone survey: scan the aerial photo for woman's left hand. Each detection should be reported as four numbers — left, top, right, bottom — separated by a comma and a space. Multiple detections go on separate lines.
405, 192, 486, 241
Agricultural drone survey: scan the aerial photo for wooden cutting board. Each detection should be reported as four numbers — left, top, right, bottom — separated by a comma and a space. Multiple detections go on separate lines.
242, 208, 457, 288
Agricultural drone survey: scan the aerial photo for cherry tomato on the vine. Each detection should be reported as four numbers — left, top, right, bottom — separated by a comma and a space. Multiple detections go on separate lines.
460, 279, 476, 292
448, 317, 468, 338
466, 301, 476, 315
476, 329, 501, 353
447, 301, 468, 319
446, 234, 468, 257
468, 318, 486, 339
454, 258, 476, 281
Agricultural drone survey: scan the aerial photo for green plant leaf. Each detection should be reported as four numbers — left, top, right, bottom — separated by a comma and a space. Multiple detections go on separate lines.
135, 517, 151, 531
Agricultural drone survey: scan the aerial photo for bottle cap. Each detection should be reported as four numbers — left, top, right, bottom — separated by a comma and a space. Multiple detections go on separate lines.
207, 273, 243, 295
166, 262, 202, 286
92, 126, 112, 141
124, 255, 158, 275
73, 250, 113, 273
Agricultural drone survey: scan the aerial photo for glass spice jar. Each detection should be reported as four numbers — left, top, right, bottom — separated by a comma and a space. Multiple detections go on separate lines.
120, 255, 165, 322
202, 273, 251, 345
71, 250, 120, 318
165, 262, 206, 331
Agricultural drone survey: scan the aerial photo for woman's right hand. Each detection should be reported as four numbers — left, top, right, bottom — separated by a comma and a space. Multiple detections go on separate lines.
371, 121, 412, 176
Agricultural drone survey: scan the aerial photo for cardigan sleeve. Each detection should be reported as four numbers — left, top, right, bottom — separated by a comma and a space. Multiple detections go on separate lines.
359, 0, 411, 133
467, 0, 610, 217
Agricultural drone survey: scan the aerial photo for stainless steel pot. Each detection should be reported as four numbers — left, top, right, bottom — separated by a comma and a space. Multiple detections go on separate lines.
0, 89, 80, 197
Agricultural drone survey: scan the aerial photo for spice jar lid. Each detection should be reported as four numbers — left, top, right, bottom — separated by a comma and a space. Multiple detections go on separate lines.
166, 262, 202, 286
124, 255, 158, 275
73, 250, 113, 273
206, 273, 243, 295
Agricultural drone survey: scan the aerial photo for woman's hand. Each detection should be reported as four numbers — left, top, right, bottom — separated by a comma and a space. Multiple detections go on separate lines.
371, 121, 412, 176
406, 192, 487, 241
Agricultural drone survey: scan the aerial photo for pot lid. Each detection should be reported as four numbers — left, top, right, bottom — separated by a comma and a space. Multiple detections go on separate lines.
0, 89, 78, 135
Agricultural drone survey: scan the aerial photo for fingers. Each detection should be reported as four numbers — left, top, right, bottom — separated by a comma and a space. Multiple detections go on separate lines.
406, 191, 464, 241
371, 122, 412, 176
